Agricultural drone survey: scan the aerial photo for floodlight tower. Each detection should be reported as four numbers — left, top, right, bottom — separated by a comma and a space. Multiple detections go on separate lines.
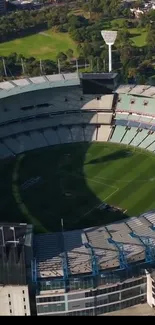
101, 30, 117, 73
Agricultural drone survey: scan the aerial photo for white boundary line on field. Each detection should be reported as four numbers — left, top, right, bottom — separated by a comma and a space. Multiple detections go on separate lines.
59, 169, 120, 217
84, 176, 118, 190
83, 186, 119, 217
95, 175, 155, 183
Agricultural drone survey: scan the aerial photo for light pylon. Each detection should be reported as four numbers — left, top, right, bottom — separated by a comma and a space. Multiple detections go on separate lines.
101, 30, 117, 73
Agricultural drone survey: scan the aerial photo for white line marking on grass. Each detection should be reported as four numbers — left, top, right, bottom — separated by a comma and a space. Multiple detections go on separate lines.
59, 169, 120, 217
85, 176, 118, 190
82, 176, 119, 217
83, 187, 119, 217
95, 176, 155, 183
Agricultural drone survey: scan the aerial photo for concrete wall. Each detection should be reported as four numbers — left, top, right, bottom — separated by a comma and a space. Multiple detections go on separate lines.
0, 285, 31, 315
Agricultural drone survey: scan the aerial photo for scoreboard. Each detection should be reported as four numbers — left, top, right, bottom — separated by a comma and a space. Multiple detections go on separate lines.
80, 72, 120, 95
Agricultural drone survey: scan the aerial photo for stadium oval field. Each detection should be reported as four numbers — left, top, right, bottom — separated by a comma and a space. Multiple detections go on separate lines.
1, 74, 155, 233
2, 141, 155, 232
2, 74, 155, 315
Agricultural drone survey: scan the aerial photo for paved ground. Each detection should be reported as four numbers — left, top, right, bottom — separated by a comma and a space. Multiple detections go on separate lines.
103, 303, 155, 316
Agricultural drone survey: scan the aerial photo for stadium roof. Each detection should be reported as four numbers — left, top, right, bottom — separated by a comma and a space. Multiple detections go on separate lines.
0, 73, 80, 99
1, 73, 155, 100
34, 211, 155, 279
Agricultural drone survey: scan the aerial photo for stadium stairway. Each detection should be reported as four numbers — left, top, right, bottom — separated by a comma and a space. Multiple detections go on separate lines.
121, 127, 138, 145
130, 129, 149, 147
120, 127, 128, 143
137, 130, 151, 148
146, 136, 155, 151
138, 132, 155, 149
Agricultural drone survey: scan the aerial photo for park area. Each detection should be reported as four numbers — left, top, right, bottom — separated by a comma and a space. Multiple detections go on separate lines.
0, 30, 78, 61
0, 17, 148, 61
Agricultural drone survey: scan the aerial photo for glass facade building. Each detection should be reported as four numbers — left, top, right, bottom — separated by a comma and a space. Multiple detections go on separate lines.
36, 272, 147, 316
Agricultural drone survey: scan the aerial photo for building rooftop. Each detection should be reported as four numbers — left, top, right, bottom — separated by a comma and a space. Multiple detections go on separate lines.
0, 223, 27, 247
0, 223, 33, 285
34, 211, 155, 279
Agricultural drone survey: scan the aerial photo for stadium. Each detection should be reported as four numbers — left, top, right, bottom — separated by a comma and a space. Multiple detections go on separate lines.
1, 72, 155, 315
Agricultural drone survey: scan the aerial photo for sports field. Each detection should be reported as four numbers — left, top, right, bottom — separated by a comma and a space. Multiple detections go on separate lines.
1, 142, 155, 233
0, 31, 78, 61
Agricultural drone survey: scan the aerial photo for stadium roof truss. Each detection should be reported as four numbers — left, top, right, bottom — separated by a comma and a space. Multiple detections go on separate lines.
108, 238, 128, 270
130, 232, 155, 263
61, 251, 69, 281
85, 243, 99, 276
31, 258, 37, 283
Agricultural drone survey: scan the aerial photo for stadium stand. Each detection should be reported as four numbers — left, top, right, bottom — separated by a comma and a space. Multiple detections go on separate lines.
139, 116, 153, 124
57, 127, 72, 144
43, 129, 60, 146
0, 142, 12, 158
31, 131, 48, 148
97, 125, 112, 142
97, 112, 112, 124
116, 94, 155, 116
109, 125, 126, 143
115, 112, 129, 121
140, 86, 155, 98
128, 85, 150, 96
146, 136, 155, 151
116, 84, 135, 94
17, 134, 35, 152
84, 125, 97, 142
138, 132, 154, 149
130, 129, 149, 147
121, 127, 138, 145
2, 74, 155, 315
3, 137, 21, 154
82, 95, 114, 111
71, 126, 84, 142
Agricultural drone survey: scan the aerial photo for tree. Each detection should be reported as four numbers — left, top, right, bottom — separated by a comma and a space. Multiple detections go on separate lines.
119, 45, 134, 65
56, 52, 67, 63
127, 68, 137, 79
66, 49, 74, 60
146, 29, 155, 49
149, 75, 155, 86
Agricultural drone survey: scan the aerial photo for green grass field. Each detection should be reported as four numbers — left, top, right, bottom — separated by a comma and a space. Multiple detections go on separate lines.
1, 142, 155, 233
129, 28, 147, 47
0, 31, 78, 60
111, 18, 147, 47
0, 17, 147, 61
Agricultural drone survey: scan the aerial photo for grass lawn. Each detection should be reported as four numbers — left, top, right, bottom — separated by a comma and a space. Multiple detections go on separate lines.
111, 19, 147, 47
1, 142, 155, 232
0, 30, 78, 60
0, 17, 148, 61
129, 28, 147, 47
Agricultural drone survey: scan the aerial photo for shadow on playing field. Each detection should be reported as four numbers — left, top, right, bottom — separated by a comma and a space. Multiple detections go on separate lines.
85, 149, 132, 166
0, 88, 130, 232
17, 142, 130, 232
